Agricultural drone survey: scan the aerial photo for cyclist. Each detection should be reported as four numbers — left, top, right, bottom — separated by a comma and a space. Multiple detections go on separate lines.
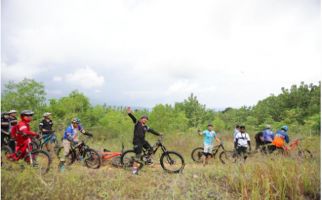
9, 110, 38, 160
198, 124, 221, 166
8, 109, 18, 127
255, 125, 274, 151
60, 118, 86, 170
233, 124, 240, 141
1, 112, 10, 146
234, 125, 251, 160
127, 107, 162, 175
39, 112, 54, 152
271, 125, 289, 151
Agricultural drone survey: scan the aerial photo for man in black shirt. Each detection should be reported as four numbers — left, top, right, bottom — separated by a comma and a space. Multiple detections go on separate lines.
39, 112, 54, 151
127, 107, 162, 174
8, 110, 18, 127
1, 112, 10, 146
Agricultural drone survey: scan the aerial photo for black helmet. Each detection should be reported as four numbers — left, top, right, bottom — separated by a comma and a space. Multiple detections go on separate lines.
20, 110, 34, 116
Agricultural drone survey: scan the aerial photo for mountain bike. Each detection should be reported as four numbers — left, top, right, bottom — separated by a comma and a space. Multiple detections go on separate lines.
31, 131, 60, 152
191, 142, 226, 162
100, 143, 124, 167
1, 135, 51, 175
120, 136, 185, 173
271, 138, 313, 159
56, 132, 101, 169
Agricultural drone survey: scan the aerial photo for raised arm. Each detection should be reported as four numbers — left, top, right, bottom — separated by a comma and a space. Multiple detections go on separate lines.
127, 107, 137, 123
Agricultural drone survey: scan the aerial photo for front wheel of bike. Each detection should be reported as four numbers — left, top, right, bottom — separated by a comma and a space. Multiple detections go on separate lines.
219, 151, 238, 164
29, 150, 51, 175
120, 150, 144, 170
160, 151, 185, 173
298, 149, 313, 159
84, 148, 101, 169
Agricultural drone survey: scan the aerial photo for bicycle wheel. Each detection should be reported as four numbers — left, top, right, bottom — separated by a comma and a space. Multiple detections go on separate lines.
29, 150, 51, 175
191, 147, 204, 163
56, 146, 76, 166
298, 149, 313, 159
84, 148, 101, 169
120, 150, 143, 170
160, 151, 185, 173
219, 151, 238, 164
111, 156, 122, 168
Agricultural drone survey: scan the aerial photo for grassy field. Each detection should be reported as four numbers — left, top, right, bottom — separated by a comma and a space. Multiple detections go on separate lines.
1, 133, 320, 200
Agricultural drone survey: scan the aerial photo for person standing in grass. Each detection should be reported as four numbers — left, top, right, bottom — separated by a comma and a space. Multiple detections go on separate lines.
198, 124, 221, 166
234, 125, 251, 160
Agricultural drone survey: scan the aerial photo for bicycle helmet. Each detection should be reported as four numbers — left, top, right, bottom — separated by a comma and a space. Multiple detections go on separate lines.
265, 124, 271, 129
20, 110, 34, 116
43, 112, 52, 117
8, 110, 17, 114
72, 118, 81, 124
281, 125, 288, 131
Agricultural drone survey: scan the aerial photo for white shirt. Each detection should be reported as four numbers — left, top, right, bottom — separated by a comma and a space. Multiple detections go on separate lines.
234, 132, 250, 147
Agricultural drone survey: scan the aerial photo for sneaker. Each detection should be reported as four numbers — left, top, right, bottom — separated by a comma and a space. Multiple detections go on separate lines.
132, 169, 138, 175
59, 161, 65, 172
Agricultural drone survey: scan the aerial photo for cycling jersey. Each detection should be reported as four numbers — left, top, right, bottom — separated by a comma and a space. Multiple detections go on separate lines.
201, 130, 216, 145
39, 119, 53, 134
128, 113, 160, 144
262, 129, 274, 142
63, 124, 84, 142
272, 130, 289, 147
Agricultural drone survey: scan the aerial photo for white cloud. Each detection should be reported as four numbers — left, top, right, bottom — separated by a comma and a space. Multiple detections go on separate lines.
65, 66, 105, 89
2, 0, 320, 108
52, 76, 62, 82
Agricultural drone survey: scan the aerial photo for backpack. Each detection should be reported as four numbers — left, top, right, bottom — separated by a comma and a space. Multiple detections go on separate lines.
272, 136, 284, 147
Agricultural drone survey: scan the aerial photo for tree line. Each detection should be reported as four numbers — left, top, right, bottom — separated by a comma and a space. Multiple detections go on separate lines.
1, 79, 320, 140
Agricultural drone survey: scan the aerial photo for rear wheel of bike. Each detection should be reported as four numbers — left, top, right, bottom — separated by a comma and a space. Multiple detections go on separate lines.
160, 151, 185, 173
29, 150, 51, 175
56, 147, 76, 166
298, 149, 313, 159
191, 147, 204, 163
219, 151, 238, 164
120, 150, 143, 170
84, 148, 101, 169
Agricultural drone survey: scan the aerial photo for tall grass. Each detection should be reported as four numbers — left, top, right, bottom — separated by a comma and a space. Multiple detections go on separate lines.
1, 135, 320, 200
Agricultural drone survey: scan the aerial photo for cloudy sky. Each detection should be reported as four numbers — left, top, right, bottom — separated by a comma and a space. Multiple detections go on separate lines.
1, 0, 321, 109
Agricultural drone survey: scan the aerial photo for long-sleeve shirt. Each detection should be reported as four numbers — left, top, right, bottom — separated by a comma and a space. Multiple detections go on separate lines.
128, 113, 160, 144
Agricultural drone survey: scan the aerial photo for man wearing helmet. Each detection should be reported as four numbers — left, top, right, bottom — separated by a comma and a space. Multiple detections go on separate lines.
272, 125, 289, 151
60, 118, 86, 169
1, 112, 10, 146
39, 112, 54, 152
10, 110, 38, 160
255, 125, 275, 151
127, 107, 162, 175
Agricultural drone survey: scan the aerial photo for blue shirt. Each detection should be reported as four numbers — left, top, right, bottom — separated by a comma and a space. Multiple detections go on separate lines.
202, 130, 216, 145
63, 124, 84, 141
275, 130, 289, 143
263, 129, 274, 142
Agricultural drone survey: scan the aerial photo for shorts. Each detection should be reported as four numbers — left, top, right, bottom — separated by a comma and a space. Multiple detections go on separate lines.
203, 144, 213, 154
43, 133, 56, 144
237, 146, 247, 155
133, 140, 152, 159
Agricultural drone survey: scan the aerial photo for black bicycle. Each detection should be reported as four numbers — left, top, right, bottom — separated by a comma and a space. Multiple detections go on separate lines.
56, 132, 101, 169
120, 136, 185, 173
191, 142, 226, 162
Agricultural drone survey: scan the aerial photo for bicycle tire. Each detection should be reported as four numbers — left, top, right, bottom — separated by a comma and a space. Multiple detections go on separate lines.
191, 147, 204, 162
29, 150, 52, 174
84, 148, 101, 169
298, 149, 313, 159
219, 151, 237, 164
160, 151, 185, 173
120, 150, 144, 170
56, 146, 76, 166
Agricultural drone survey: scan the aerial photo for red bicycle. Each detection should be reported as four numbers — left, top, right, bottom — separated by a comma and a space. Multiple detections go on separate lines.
99, 144, 124, 167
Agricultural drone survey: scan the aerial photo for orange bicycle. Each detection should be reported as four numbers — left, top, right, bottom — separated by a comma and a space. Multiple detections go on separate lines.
100, 144, 124, 167
271, 138, 313, 159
